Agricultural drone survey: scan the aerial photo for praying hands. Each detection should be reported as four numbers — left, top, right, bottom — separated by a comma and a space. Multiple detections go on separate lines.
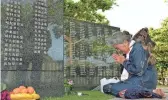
112, 54, 126, 65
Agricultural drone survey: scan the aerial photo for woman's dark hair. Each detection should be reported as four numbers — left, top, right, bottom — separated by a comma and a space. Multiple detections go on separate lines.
133, 28, 156, 65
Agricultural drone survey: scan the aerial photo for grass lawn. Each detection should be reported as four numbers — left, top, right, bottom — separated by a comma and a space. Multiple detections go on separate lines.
42, 91, 113, 100
42, 85, 168, 100
157, 85, 168, 88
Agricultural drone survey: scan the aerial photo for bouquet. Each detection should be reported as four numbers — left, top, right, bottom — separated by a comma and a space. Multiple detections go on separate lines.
64, 79, 74, 95
1, 83, 11, 100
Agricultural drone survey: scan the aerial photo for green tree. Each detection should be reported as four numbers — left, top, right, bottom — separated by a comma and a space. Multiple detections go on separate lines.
92, 38, 115, 57
64, 0, 117, 25
149, 17, 168, 85
48, 0, 63, 25
64, 0, 118, 64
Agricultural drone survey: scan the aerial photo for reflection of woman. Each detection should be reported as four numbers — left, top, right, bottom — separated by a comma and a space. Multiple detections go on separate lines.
103, 31, 165, 99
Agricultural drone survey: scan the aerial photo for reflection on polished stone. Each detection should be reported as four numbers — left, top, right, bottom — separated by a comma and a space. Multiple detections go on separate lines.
1, 0, 64, 97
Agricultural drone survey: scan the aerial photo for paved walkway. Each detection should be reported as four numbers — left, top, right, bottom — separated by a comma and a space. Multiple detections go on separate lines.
111, 87, 168, 100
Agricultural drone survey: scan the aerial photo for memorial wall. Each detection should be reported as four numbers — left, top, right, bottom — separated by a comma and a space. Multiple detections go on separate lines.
1, 0, 121, 96
1, 0, 64, 97
64, 18, 121, 89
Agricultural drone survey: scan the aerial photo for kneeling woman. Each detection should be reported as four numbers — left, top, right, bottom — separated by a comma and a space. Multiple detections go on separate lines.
104, 31, 165, 99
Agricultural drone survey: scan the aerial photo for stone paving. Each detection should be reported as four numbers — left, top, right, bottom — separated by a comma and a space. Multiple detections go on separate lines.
111, 87, 168, 100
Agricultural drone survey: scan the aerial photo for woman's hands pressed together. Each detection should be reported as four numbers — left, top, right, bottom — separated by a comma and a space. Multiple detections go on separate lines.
112, 54, 126, 64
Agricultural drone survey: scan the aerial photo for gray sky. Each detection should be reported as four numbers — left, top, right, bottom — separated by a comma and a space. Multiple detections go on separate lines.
103, 0, 168, 35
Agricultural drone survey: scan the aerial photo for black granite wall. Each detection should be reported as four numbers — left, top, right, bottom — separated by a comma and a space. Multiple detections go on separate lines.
64, 18, 121, 89
1, 0, 64, 97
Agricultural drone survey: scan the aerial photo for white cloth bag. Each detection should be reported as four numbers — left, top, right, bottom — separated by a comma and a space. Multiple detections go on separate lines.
100, 77, 120, 93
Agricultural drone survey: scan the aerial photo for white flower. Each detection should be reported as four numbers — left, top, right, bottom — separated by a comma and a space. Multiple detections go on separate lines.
68, 79, 74, 85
